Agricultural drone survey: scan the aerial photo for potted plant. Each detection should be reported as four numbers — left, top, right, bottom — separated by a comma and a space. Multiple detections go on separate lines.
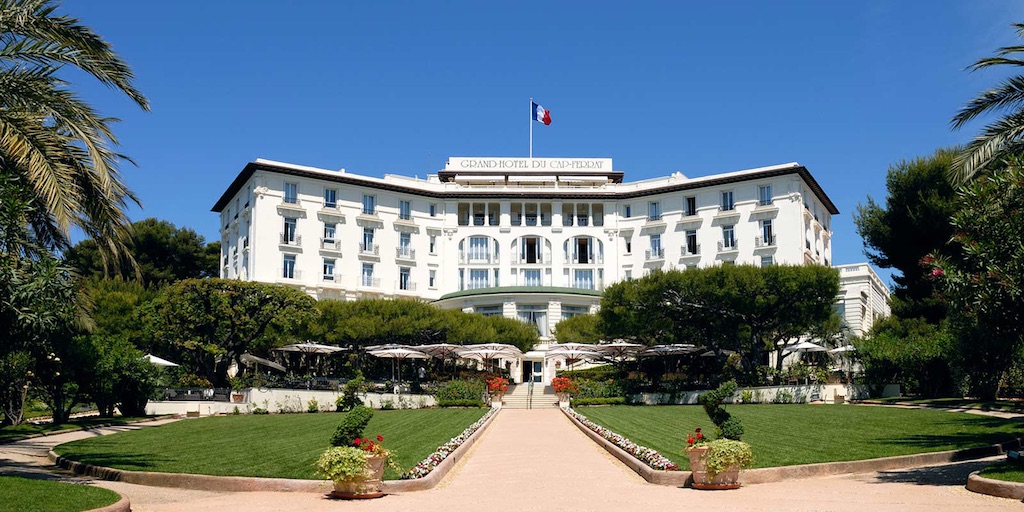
685, 427, 753, 489
551, 376, 577, 404
317, 435, 390, 499
486, 376, 508, 404
228, 376, 246, 403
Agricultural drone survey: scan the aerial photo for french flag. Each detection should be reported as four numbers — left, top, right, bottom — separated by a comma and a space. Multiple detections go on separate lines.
532, 101, 552, 126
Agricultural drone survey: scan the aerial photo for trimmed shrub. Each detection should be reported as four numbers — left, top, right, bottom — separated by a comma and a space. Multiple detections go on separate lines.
437, 399, 485, 408
698, 380, 743, 440
573, 378, 622, 399
335, 372, 366, 412
572, 397, 626, 406
434, 379, 485, 402
329, 405, 373, 446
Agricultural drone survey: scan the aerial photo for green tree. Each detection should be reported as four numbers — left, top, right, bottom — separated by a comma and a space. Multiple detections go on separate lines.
930, 163, 1024, 400
66, 218, 220, 286
83, 278, 156, 340
87, 335, 158, 417
854, 317, 956, 397
144, 279, 318, 386
952, 23, 1024, 182
0, 0, 148, 264
854, 148, 959, 323
553, 314, 602, 344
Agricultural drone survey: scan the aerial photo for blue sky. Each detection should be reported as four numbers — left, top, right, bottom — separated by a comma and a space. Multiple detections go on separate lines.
72, 1, 1023, 282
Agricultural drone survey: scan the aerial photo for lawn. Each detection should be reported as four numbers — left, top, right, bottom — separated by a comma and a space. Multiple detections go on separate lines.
578, 404, 1023, 470
54, 408, 487, 480
0, 476, 120, 512
874, 397, 1024, 414
0, 417, 147, 444
979, 460, 1024, 483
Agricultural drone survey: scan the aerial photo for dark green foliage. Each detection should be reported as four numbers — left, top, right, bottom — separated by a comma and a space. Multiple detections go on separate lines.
434, 379, 485, 404
335, 373, 365, 412
854, 148, 960, 323
330, 406, 373, 447
572, 397, 626, 406
698, 380, 743, 440
573, 379, 622, 399
88, 335, 159, 417
436, 399, 486, 408
553, 314, 602, 344
854, 317, 956, 397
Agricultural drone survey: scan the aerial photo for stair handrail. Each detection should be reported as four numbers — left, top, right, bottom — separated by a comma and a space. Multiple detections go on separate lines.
527, 380, 534, 410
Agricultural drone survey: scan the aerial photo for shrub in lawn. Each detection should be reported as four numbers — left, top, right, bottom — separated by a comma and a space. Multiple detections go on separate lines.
698, 380, 743, 440
573, 397, 626, 406
434, 379, 485, 403
574, 378, 622, 399
307, 398, 319, 413
336, 372, 366, 412
330, 405, 373, 447
437, 399, 484, 408
772, 390, 794, 404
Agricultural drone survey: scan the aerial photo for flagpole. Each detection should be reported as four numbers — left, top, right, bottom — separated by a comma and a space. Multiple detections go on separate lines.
529, 97, 533, 158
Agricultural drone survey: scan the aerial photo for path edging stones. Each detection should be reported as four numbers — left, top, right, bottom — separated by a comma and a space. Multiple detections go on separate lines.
561, 406, 1024, 486
966, 471, 1024, 501
86, 494, 131, 512
50, 407, 500, 494
0, 415, 178, 445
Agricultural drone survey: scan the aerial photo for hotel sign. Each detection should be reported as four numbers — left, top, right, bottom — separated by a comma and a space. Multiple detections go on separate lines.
445, 157, 612, 172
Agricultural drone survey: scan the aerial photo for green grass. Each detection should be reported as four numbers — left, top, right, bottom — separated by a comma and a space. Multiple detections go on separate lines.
55, 409, 486, 480
0, 476, 120, 512
874, 397, 1024, 414
0, 417, 147, 444
578, 404, 1023, 470
979, 460, 1024, 482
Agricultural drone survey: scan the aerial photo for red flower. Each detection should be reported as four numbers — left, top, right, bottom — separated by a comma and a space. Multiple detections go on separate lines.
695, 427, 701, 433
377, 435, 384, 442
932, 268, 944, 277
353, 439, 361, 446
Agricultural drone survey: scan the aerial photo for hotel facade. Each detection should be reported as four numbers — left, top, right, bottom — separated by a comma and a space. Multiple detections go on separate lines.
212, 157, 886, 383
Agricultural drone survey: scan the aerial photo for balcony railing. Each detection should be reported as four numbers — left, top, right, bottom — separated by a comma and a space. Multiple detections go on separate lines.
398, 212, 412, 221
460, 252, 497, 264
281, 269, 302, 280
361, 207, 378, 216
321, 239, 342, 252
755, 235, 777, 247
280, 233, 302, 245
399, 281, 417, 292
322, 273, 339, 282
514, 255, 550, 265
645, 248, 664, 261
361, 276, 381, 287
565, 254, 604, 265
396, 247, 416, 259
323, 201, 338, 210
718, 240, 738, 252
359, 243, 379, 255
682, 243, 700, 256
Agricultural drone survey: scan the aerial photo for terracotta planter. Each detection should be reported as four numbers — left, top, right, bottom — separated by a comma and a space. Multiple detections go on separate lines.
687, 446, 741, 490
330, 454, 386, 499
230, 392, 245, 403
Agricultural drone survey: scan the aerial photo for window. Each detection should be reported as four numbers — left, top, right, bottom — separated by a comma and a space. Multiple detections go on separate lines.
282, 255, 296, 278
685, 229, 698, 254
648, 201, 661, 221
561, 305, 589, 319
429, 235, 437, 254
721, 191, 735, 211
760, 219, 775, 246
650, 234, 662, 256
398, 232, 412, 257
624, 205, 632, 218
573, 269, 595, 289
399, 267, 411, 290
760, 255, 774, 267
758, 185, 772, 206
625, 237, 632, 254
324, 188, 337, 208
521, 236, 542, 263
399, 200, 411, 220
429, 269, 437, 288
523, 269, 542, 287
517, 304, 549, 337
284, 182, 298, 204
362, 194, 376, 215
362, 227, 375, 252
361, 263, 374, 286
468, 236, 490, 262
722, 225, 736, 248
468, 269, 490, 289
685, 196, 697, 216
323, 258, 336, 280
429, 203, 437, 217
323, 222, 336, 242
283, 218, 297, 243
476, 305, 503, 317
624, 270, 632, 281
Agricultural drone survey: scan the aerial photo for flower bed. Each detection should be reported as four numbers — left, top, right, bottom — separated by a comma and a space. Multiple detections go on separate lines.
400, 407, 497, 479
566, 407, 679, 471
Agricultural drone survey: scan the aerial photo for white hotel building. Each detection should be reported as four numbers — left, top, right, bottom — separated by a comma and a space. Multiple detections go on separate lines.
213, 157, 886, 383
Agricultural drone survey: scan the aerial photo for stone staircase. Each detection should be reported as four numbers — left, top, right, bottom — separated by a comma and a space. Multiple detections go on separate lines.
502, 384, 559, 409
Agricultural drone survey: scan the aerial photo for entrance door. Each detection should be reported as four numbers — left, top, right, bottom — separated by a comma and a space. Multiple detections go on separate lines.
521, 360, 544, 383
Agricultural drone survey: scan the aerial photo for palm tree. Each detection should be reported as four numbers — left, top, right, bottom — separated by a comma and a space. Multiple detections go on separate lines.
951, 23, 1024, 183
0, 0, 148, 267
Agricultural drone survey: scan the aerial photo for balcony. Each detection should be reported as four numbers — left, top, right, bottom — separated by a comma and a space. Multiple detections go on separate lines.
717, 240, 739, 252
460, 253, 497, 265
279, 269, 303, 281
396, 247, 416, 260
361, 276, 381, 288
359, 243, 380, 257
714, 207, 740, 220
565, 254, 605, 265
279, 233, 302, 247
360, 207, 379, 217
241, 236, 249, 252
755, 235, 777, 248
277, 198, 305, 216
645, 248, 665, 261
398, 281, 418, 292
321, 273, 342, 285
680, 244, 701, 258
320, 239, 343, 253
514, 255, 551, 265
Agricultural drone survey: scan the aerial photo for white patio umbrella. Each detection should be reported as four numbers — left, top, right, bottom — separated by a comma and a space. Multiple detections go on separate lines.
240, 353, 286, 373
465, 343, 523, 356
639, 344, 700, 357
364, 343, 412, 352
700, 348, 737, 357
828, 345, 856, 354
459, 347, 519, 373
142, 354, 179, 367
782, 341, 827, 354
545, 347, 603, 371
594, 340, 645, 363
274, 342, 347, 354
416, 343, 467, 377
368, 348, 430, 386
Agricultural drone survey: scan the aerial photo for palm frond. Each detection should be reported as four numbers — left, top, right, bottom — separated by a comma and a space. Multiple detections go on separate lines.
952, 111, 1024, 182
952, 75, 1024, 129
